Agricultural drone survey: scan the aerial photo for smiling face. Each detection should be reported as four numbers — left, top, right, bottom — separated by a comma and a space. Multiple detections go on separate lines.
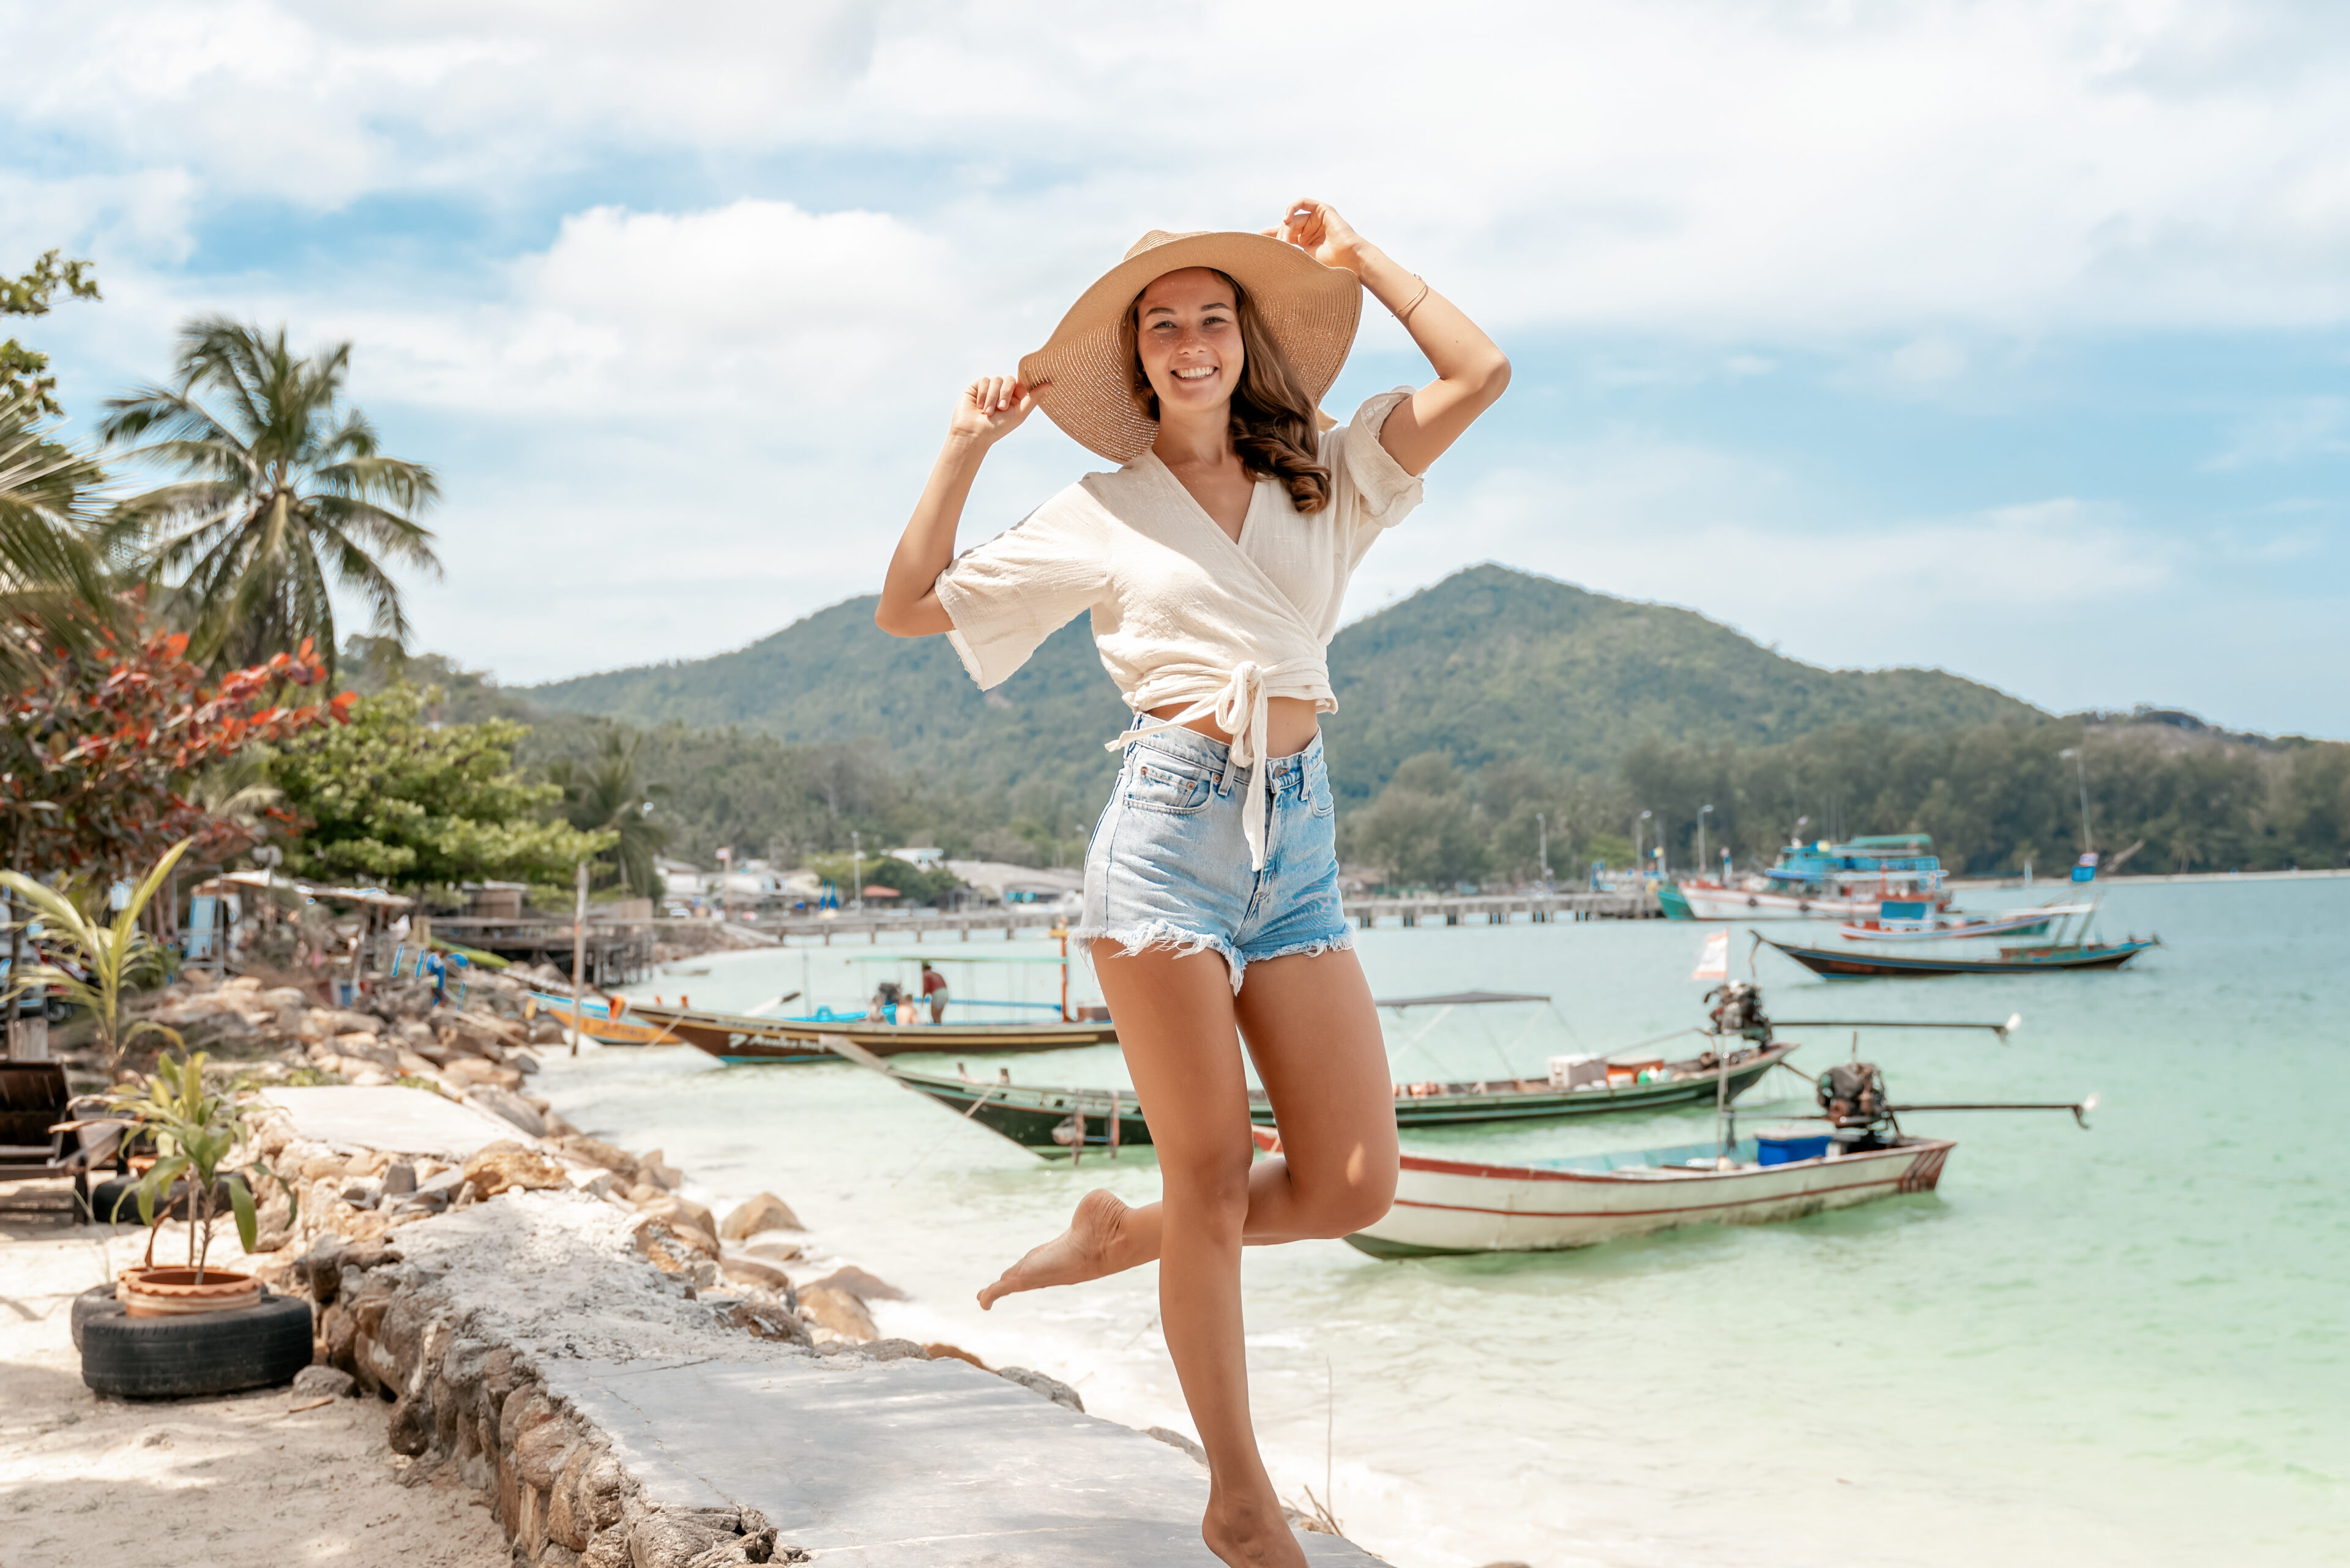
1132, 267, 1244, 420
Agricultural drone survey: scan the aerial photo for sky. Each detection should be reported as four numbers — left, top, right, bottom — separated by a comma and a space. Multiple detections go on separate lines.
9, 0, 2349, 737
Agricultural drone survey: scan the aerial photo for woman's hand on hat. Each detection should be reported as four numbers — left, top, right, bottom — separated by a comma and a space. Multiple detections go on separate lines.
950, 373, 1037, 447
1266, 198, 1368, 275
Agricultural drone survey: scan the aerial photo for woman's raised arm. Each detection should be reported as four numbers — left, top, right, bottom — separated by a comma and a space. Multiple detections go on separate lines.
1266, 200, 1509, 477
875, 375, 1036, 637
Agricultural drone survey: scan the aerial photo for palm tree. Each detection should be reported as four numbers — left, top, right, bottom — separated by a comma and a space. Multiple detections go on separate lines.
548, 728, 672, 896
98, 317, 441, 676
0, 386, 114, 678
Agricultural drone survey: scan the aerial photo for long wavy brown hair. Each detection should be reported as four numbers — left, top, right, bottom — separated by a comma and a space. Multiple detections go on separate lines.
1122, 269, 1332, 514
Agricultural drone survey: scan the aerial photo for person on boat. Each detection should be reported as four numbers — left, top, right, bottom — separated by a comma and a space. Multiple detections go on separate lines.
876, 202, 1507, 1568
865, 979, 901, 1023
919, 960, 949, 1025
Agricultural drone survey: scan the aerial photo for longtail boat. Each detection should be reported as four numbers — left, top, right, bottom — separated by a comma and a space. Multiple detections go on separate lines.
630, 1001, 1119, 1064
1761, 934, 2157, 978
1835, 900, 2088, 943
886, 1039, 1799, 1157
858, 987, 1832, 1157
1323, 1055, 2093, 1258
526, 991, 679, 1047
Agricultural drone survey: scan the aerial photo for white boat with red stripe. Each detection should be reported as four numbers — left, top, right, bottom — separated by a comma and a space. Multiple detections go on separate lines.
1253, 1126, 1957, 1258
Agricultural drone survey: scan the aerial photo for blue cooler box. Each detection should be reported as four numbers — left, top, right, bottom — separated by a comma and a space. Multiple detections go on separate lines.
1756, 1130, 1832, 1165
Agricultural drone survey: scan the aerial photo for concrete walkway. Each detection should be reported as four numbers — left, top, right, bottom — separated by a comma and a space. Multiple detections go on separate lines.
547, 1352, 1384, 1566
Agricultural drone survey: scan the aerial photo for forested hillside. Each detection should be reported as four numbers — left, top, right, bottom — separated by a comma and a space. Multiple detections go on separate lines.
528, 564, 2041, 802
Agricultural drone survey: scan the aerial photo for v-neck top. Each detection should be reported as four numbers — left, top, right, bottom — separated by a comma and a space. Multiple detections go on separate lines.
933, 389, 1422, 867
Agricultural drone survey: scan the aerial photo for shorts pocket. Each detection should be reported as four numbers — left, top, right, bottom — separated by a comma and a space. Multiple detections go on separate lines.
1308, 758, 1335, 817
1124, 758, 1214, 815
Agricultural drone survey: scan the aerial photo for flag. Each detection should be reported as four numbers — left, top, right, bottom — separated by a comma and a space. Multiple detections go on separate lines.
1691, 930, 1729, 981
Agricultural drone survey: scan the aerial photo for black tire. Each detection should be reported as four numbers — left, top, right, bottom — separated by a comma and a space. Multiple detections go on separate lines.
70, 1282, 118, 1352
80, 1291, 314, 1398
78, 1174, 234, 1225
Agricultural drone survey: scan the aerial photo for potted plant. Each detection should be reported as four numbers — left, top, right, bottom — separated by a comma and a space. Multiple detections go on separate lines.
0, 837, 190, 1078
89, 1049, 301, 1315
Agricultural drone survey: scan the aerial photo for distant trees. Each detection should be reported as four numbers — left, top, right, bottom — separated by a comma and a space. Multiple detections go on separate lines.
261, 687, 610, 891
546, 727, 672, 897
100, 317, 442, 677
1336, 715, 2350, 891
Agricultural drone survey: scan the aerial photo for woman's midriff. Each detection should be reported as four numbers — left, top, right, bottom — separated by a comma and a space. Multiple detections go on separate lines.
1147, 695, 1322, 759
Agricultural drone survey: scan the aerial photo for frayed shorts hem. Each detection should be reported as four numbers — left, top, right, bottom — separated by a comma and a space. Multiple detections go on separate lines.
1073, 922, 1356, 996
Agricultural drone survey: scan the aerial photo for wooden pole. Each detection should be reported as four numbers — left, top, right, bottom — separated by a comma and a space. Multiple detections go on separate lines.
571, 859, 588, 1057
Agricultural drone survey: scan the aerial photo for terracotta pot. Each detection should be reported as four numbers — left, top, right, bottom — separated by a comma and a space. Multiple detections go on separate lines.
118, 1265, 263, 1319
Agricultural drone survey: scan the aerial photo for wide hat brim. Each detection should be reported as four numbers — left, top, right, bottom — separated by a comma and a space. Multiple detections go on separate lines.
1019, 230, 1362, 465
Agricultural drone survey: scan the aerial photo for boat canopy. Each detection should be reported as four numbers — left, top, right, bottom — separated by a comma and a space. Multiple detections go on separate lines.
1375, 990, 1552, 1009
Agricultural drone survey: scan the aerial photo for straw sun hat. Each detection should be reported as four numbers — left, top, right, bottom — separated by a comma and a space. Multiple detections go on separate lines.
1018, 229, 1363, 465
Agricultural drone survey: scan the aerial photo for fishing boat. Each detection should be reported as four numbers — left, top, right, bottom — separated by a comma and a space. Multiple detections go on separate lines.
633, 1001, 1120, 1064
525, 991, 679, 1047
638, 945, 1121, 1064
1662, 834, 1950, 921
858, 987, 1806, 1157
1835, 900, 2089, 943
1761, 935, 2158, 978
1326, 1056, 2092, 1257
882, 1037, 1799, 1158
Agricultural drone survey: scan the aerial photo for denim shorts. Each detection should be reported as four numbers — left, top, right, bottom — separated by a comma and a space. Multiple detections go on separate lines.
1076, 722, 1353, 992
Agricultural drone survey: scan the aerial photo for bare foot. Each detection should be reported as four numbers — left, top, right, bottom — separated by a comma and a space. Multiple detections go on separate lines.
1202, 1487, 1309, 1568
976, 1188, 1130, 1309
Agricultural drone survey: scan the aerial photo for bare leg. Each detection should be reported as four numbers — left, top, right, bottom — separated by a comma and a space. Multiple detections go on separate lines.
975, 944, 1395, 1568
977, 943, 1395, 1305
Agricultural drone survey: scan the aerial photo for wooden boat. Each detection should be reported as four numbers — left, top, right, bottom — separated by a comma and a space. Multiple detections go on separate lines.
526, 991, 681, 1048
1761, 934, 2157, 978
885, 1039, 1799, 1157
1835, 900, 2087, 943
1663, 834, 1950, 921
1312, 1127, 1959, 1257
1318, 1051, 2092, 1258
630, 1001, 1119, 1064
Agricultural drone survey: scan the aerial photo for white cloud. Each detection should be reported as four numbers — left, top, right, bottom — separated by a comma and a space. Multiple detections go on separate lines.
14, 1, 2350, 335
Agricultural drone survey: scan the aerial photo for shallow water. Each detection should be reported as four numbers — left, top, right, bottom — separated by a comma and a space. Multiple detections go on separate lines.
534, 878, 2349, 1567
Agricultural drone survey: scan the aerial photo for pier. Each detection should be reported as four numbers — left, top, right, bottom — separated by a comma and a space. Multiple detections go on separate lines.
714, 889, 1664, 949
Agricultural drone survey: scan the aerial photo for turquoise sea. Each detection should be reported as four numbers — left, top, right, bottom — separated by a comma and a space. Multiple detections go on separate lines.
532, 877, 2348, 1567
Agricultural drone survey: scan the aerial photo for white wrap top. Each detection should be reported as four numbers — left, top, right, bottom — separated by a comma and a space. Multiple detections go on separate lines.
933, 389, 1423, 868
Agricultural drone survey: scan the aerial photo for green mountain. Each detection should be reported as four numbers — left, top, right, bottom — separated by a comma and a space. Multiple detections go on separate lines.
525, 564, 2045, 803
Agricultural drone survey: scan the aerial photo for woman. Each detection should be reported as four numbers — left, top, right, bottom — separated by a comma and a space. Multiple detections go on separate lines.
876, 200, 1507, 1568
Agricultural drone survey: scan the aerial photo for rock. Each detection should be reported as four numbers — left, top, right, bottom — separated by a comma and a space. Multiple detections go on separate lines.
640, 1194, 717, 1239
468, 1086, 547, 1138
461, 1140, 569, 1197
441, 1055, 524, 1092
387, 1389, 435, 1455
859, 1338, 930, 1362
291, 1364, 357, 1399
717, 1299, 811, 1346
553, 1135, 641, 1179
717, 1193, 802, 1241
1144, 1425, 1207, 1465
796, 1285, 877, 1343
511, 1051, 540, 1075
996, 1366, 1083, 1413
625, 1514, 728, 1568
542, 1107, 581, 1138
632, 1215, 719, 1274
512, 1409, 576, 1488
382, 1162, 417, 1196
803, 1266, 905, 1302
923, 1342, 988, 1370
739, 1240, 801, 1264
395, 1049, 441, 1078
716, 1255, 793, 1291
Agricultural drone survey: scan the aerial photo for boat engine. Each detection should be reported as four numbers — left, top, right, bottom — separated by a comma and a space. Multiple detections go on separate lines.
1818, 1061, 1892, 1147
1704, 982, 1773, 1045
